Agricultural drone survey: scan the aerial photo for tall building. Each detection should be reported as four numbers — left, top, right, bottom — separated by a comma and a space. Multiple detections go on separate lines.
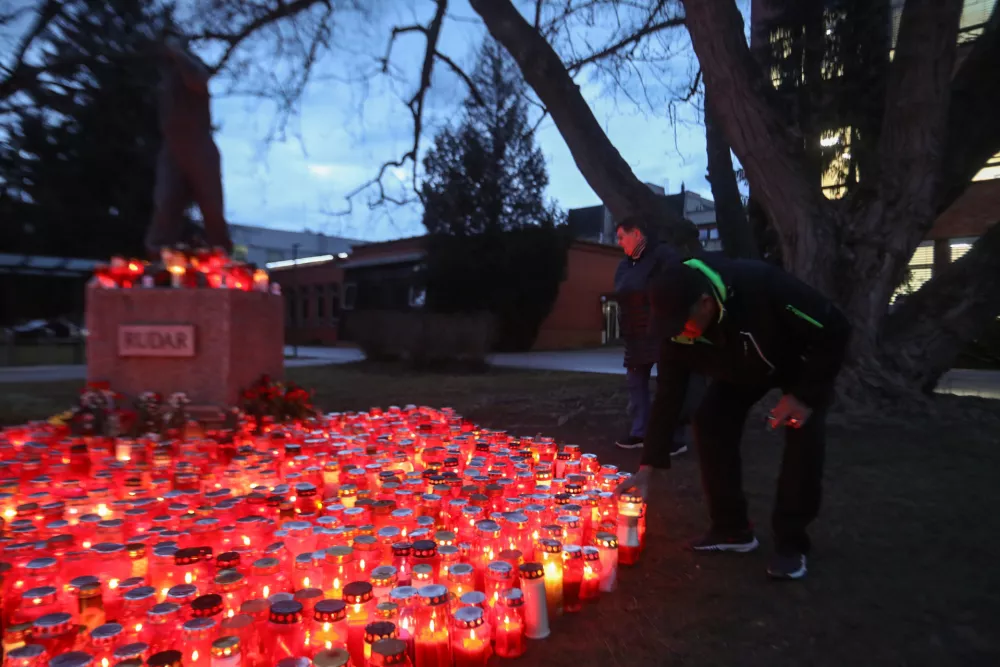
751, 0, 999, 296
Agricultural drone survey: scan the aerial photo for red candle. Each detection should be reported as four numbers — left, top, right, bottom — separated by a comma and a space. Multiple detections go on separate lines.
494, 589, 526, 659
450, 606, 490, 667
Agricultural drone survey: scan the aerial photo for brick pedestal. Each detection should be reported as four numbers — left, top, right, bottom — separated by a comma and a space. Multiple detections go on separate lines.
86, 287, 284, 407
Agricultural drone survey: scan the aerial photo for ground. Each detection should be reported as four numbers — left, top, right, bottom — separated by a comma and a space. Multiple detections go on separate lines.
3, 363, 999, 666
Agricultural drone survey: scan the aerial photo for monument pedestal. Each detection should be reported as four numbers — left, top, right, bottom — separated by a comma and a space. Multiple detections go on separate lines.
86, 287, 284, 407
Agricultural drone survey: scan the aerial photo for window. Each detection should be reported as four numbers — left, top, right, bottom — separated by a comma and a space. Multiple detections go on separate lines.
769, 27, 795, 88
316, 285, 325, 319
266, 249, 285, 263
959, 0, 996, 43
821, 9, 845, 80
894, 243, 934, 300
232, 244, 249, 261
820, 127, 854, 200
301, 286, 310, 321
951, 238, 975, 262
973, 151, 1000, 181
342, 283, 357, 311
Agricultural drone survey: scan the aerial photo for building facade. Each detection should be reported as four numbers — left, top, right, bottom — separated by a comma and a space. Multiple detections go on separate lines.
270, 235, 625, 350
229, 224, 365, 267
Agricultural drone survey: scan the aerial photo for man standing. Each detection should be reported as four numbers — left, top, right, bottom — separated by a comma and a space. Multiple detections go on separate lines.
612, 218, 699, 454
145, 36, 233, 258
617, 256, 850, 580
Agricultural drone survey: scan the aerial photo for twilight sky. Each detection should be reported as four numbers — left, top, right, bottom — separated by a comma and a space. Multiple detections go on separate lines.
207, 1, 715, 242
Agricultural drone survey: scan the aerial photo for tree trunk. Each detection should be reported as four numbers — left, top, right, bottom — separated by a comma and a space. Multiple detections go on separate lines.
882, 221, 1000, 391
469, 0, 701, 254
704, 87, 758, 259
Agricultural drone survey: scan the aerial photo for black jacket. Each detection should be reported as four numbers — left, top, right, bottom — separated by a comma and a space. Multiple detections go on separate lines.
641, 255, 851, 468
614, 243, 679, 367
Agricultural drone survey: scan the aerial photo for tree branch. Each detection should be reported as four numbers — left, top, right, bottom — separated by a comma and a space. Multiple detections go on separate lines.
199, 0, 333, 75
434, 51, 483, 106
876, 0, 963, 238
882, 220, 1000, 390
680, 0, 832, 281
0, 0, 67, 102
328, 0, 449, 216
468, 0, 699, 252
566, 16, 684, 73
937, 6, 1000, 214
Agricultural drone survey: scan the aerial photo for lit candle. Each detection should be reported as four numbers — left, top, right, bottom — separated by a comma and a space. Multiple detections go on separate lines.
593, 532, 619, 593
516, 563, 549, 640
343, 581, 374, 667
368, 637, 410, 667
209, 636, 242, 667
494, 589, 526, 659
450, 606, 489, 667
413, 585, 450, 667
362, 620, 398, 666
536, 539, 563, 617
616, 492, 643, 566
580, 546, 602, 602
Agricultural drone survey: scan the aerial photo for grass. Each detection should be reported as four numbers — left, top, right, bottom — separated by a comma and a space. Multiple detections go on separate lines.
3, 362, 1000, 666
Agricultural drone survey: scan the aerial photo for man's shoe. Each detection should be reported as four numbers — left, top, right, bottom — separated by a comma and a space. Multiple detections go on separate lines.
616, 435, 644, 450
689, 529, 759, 553
766, 552, 807, 580
670, 443, 688, 456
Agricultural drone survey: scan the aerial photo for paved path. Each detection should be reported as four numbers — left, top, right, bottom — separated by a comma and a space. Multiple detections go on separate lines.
2, 345, 997, 399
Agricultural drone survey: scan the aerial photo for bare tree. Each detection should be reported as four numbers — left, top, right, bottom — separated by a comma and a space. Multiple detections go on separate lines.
681, 0, 1000, 396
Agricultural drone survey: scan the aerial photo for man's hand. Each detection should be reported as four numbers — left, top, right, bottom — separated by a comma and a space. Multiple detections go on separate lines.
769, 394, 812, 429
614, 465, 655, 502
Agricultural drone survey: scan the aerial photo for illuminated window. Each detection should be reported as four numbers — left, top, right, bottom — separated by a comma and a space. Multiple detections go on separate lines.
959, 0, 996, 43
973, 151, 1000, 181
232, 244, 249, 261
894, 243, 934, 300
820, 127, 854, 200
769, 27, 794, 88
821, 9, 845, 80
951, 238, 975, 261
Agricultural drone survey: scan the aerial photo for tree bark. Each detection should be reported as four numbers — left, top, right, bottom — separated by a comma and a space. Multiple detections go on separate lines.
882, 221, 1000, 391
468, 0, 701, 254
938, 7, 1000, 212
704, 87, 757, 259
680, 0, 835, 288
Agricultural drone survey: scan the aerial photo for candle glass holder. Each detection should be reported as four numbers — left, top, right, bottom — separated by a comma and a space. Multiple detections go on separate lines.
494, 589, 526, 659
515, 563, 548, 640
536, 539, 563, 618
414, 585, 450, 667
450, 606, 489, 667
307, 599, 347, 656
561, 545, 583, 613
342, 581, 374, 667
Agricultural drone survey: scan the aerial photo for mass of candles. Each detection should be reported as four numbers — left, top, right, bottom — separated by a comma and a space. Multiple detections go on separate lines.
88, 247, 275, 293
0, 404, 648, 665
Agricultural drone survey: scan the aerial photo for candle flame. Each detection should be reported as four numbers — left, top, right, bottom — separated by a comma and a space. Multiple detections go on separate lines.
303, 576, 310, 587
242, 535, 251, 547
102, 659, 109, 667
184, 572, 193, 584
430, 619, 435, 633
135, 623, 142, 632
108, 578, 119, 589
227, 609, 234, 618
83, 541, 92, 549
326, 641, 333, 649
192, 650, 199, 661
263, 585, 270, 597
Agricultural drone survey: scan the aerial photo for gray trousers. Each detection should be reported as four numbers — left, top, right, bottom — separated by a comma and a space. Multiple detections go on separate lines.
145, 142, 232, 257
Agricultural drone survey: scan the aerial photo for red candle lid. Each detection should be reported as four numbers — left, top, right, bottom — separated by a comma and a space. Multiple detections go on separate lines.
343, 581, 374, 604
269, 599, 303, 624
326, 545, 354, 564
147, 650, 182, 667
417, 583, 448, 606
192, 593, 224, 618
582, 546, 601, 561
390, 542, 412, 558
252, 557, 280, 575
314, 598, 347, 622
364, 620, 397, 643
537, 538, 562, 553
370, 638, 408, 666
518, 562, 545, 580
594, 532, 619, 549
501, 588, 525, 608
486, 560, 514, 579
452, 605, 485, 629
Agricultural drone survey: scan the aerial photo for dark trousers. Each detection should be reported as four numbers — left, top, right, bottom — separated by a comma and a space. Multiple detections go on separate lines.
692, 381, 827, 554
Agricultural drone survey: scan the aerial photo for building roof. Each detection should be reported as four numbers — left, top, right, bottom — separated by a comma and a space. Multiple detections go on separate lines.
929, 180, 1000, 240
0, 254, 100, 276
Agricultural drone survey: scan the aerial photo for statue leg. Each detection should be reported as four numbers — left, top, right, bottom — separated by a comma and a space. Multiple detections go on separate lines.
186, 141, 233, 254
146, 148, 191, 259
